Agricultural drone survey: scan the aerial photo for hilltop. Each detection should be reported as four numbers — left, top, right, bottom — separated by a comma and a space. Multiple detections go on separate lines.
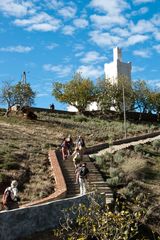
0, 110, 159, 205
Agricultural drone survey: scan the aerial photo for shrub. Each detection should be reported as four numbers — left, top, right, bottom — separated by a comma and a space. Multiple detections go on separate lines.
107, 176, 120, 186
53, 194, 148, 240
152, 140, 160, 151
104, 152, 113, 161
134, 144, 144, 153
109, 167, 119, 178
95, 156, 105, 167
113, 151, 124, 163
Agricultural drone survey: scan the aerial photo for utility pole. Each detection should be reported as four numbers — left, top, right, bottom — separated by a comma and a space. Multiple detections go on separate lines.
122, 85, 127, 138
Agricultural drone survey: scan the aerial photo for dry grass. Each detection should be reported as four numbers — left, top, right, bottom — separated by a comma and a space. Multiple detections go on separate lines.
121, 157, 147, 176
0, 110, 159, 205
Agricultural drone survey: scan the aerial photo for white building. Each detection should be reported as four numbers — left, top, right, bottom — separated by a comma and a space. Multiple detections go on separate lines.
67, 101, 100, 112
104, 47, 132, 84
67, 47, 131, 112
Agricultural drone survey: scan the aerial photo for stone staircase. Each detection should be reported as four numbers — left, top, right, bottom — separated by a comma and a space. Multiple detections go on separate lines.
56, 151, 113, 203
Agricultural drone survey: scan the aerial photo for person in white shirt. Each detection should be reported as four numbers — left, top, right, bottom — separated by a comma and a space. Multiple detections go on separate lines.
2, 180, 20, 210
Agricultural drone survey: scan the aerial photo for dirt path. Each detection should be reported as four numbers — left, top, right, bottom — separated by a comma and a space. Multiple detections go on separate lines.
95, 134, 160, 155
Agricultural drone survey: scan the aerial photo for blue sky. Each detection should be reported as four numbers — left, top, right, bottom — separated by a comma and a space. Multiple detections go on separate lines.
0, 0, 160, 110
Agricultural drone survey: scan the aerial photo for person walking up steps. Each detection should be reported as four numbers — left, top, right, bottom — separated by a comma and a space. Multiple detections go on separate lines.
72, 148, 81, 167
79, 163, 89, 195
76, 136, 86, 161
61, 138, 69, 160
75, 163, 82, 184
66, 134, 74, 155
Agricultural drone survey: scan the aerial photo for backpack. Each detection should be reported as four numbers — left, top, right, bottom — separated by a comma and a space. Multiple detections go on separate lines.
2, 188, 13, 206
79, 166, 89, 178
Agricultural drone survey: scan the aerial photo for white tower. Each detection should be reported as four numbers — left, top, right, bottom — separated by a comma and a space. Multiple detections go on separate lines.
104, 47, 131, 84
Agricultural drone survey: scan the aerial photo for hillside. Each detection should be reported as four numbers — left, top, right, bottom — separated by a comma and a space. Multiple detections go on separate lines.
0, 110, 159, 205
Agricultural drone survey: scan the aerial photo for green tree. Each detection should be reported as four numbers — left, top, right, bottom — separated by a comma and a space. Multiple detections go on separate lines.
97, 75, 134, 113
115, 75, 135, 113
96, 78, 115, 112
52, 72, 96, 113
0, 80, 36, 108
133, 80, 152, 113
0, 80, 15, 108
13, 81, 36, 108
149, 92, 160, 114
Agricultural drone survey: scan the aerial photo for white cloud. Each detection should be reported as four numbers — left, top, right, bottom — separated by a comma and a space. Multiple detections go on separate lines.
0, 45, 33, 53
14, 12, 61, 32
89, 31, 122, 47
73, 18, 88, 28
111, 28, 130, 37
133, 0, 155, 4
130, 7, 148, 16
46, 43, 58, 50
43, 64, 72, 77
75, 51, 85, 57
153, 31, 160, 41
90, 0, 128, 29
90, 0, 129, 15
155, 81, 160, 88
137, 7, 148, 14
130, 20, 155, 34
80, 51, 106, 64
147, 79, 160, 89
151, 14, 160, 26
62, 25, 75, 35
74, 44, 84, 52
58, 6, 76, 19
133, 49, 151, 58
125, 34, 149, 46
153, 45, 160, 53
132, 66, 145, 72
77, 65, 103, 79
43, 0, 63, 9
27, 23, 58, 31
0, 0, 35, 17
90, 14, 127, 29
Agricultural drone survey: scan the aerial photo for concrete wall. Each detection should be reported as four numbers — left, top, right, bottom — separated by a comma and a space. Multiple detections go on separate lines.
0, 194, 94, 240
85, 131, 160, 154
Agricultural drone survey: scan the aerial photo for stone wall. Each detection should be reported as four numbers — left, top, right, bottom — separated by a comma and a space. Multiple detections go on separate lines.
0, 194, 93, 240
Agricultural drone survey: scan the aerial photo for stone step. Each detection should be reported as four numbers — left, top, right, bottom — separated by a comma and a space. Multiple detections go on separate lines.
57, 152, 112, 200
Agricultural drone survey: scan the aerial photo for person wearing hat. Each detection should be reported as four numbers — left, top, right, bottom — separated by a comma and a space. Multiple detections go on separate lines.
2, 180, 20, 210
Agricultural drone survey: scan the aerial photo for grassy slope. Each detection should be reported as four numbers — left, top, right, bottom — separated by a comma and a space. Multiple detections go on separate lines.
93, 142, 160, 234
0, 111, 159, 205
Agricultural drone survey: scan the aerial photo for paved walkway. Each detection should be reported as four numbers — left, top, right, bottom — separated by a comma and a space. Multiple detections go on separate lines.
94, 134, 160, 155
